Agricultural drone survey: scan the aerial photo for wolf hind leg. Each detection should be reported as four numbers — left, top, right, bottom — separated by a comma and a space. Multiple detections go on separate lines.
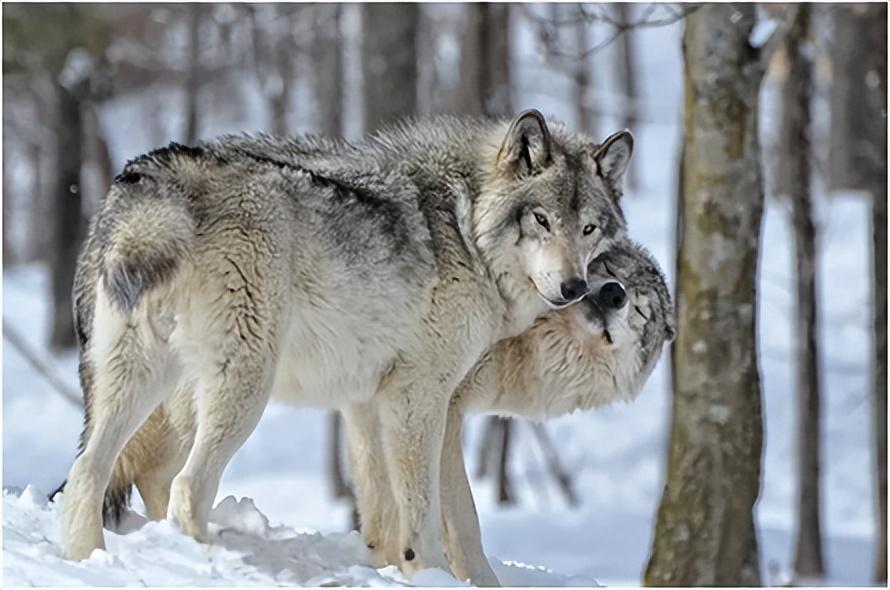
343, 403, 400, 568
130, 384, 196, 521
166, 350, 274, 540
63, 292, 176, 560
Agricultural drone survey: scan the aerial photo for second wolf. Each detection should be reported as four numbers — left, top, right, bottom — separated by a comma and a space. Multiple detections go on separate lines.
61, 110, 633, 578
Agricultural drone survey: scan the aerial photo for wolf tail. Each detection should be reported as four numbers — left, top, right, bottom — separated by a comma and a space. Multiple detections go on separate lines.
102, 172, 194, 315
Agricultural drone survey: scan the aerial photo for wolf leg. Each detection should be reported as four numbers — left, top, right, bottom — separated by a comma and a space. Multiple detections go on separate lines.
63, 291, 174, 560
135, 434, 189, 521
440, 402, 500, 586
166, 356, 272, 540
343, 403, 400, 567
377, 377, 453, 577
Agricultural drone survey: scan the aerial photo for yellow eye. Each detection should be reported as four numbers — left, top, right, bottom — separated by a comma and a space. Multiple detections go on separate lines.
534, 213, 550, 231
583, 224, 596, 236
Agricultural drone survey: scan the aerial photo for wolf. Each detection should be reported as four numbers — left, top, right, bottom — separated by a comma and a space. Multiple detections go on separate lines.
439, 238, 676, 584
353, 238, 676, 584
59, 109, 634, 578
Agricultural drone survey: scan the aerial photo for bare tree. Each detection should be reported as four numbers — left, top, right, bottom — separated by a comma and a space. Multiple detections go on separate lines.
456, 3, 511, 118
773, 4, 826, 579
570, 4, 595, 134
183, 3, 201, 143
362, 3, 418, 132
615, 3, 638, 190
312, 4, 343, 137
645, 4, 783, 585
775, 5, 825, 579
457, 2, 518, 506
826, 5, 887, 581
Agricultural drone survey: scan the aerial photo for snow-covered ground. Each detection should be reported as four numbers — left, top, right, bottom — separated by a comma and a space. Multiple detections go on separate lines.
3, 8, 881, 587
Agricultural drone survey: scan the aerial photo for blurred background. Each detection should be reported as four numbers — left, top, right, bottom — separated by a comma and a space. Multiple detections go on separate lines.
2, 2, 886, 586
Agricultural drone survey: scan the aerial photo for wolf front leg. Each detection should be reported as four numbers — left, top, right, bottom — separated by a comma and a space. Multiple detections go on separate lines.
440, 401, 501, 586
376, 374, 454, 578
343, 403, 400, 567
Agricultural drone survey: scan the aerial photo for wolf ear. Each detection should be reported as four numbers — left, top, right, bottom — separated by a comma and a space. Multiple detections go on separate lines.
593, 130, 633, 188
496, 109, 553, 176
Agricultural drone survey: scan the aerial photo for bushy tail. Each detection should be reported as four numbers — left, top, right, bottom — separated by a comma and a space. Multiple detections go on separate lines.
102, 179, 194, 314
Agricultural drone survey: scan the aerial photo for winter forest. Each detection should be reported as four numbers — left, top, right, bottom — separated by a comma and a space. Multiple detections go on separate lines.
2, 2, 887, 587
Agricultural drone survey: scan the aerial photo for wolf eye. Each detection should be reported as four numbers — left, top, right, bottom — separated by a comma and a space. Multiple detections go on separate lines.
534, 212, 550, 231
583, 224, 597, 236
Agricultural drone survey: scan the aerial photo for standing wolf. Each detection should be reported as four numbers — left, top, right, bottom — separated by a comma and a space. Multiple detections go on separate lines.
61, 110, 633, 578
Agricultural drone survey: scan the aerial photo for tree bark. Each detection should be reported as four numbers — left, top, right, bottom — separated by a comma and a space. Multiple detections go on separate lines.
615, 2, 639, 190
313, 4, 343, 137
871, 127, 888, 585
362, 3, 419, 132
49, 82, 84, 351
825, 5, 887, 581
779, 5, 824, 579
183, 4, 201, 143
862, 6, 888, 583
571, 4, 594, 134
458, 2, 516, 505
456, 3, 511, 118
645, 4, 768, 585
3, 141, 15, 267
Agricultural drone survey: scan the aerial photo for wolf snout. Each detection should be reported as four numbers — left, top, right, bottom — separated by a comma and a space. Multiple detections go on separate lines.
598, 281, 627, 310
560, 277, 588, 301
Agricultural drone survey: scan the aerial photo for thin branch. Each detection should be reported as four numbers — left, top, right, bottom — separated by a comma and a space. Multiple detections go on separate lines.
522, 3, 699, 61
3, 322, 82, 408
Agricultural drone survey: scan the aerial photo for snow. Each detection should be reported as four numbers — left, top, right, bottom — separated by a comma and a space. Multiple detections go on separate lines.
3, 486, 594, 587
3, 8, 882, 588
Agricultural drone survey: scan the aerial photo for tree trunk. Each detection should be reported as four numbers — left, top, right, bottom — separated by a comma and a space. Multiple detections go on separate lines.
862, 6, 888, 583
645, 5, 767, 585
362, 3, 418, 132
615, 2, 638, 190
2, 141, 15, 267
49, 82, 84, 351
495, 417, 514, 505
779, 5, 825, 579
456, 4, 511, 118
571, 4, 594, 134
871, 127, 888, 586
313, 4, 343, 137
458, 2, 516, 506
825, 5, 887, 581
827, 5, 880, 191
183, 4, 201, 143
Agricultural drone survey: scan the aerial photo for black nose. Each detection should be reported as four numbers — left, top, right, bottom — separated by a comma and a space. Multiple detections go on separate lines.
598, 281, 627, 310
560, 277, 588, 301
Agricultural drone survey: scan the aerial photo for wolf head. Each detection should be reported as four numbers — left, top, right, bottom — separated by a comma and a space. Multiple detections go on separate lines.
573, 239, 676, 392
475, 110, 633, 314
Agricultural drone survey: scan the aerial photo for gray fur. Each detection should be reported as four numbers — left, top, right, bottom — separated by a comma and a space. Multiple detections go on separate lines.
61, 111, 634, 582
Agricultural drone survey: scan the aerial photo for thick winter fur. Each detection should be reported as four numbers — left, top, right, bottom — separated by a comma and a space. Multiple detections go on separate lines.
60, 110, 632, 578
378, 238, 675, 584
458, 238, 676, 418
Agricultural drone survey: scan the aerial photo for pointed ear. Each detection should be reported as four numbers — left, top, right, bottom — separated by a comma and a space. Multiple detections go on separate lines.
496, 109, 553, 176
593, 129, 633, 186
